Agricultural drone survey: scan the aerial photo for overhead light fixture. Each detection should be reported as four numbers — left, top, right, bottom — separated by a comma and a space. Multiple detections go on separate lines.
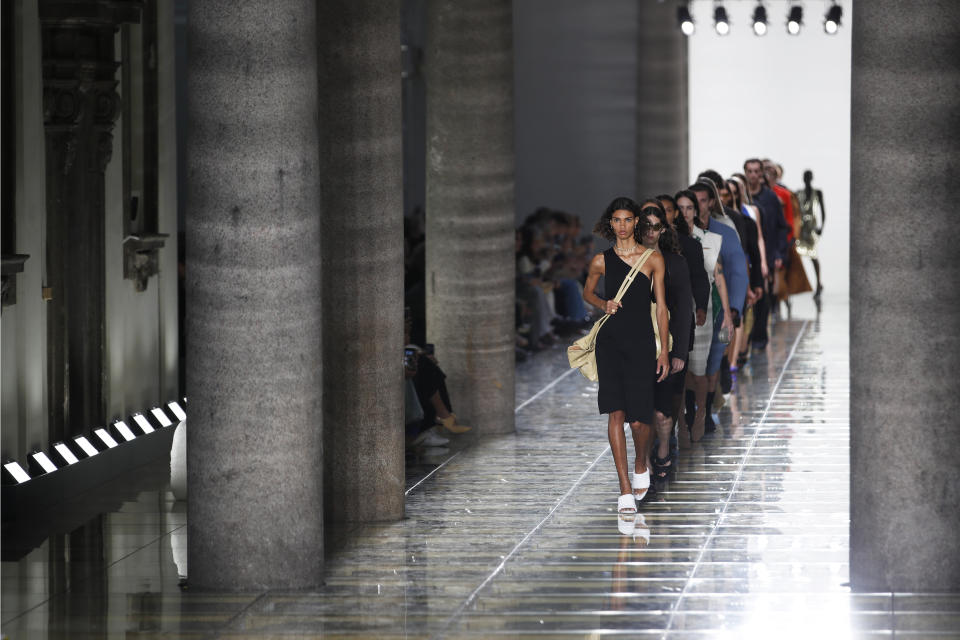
2, 461, 31, 484
132, 414, 155, 434
752, 3, 768, 36
151, 407, 174, 427
787, 5, 803, 35
29, 451, 58, 475
167, 400, 187, 422
824, 2, 842, 34
74, 436, 100, 458
95, 427, 119, 449
678, 4, 695, 36
714, 5, 730, 36
52, 442, 80, 466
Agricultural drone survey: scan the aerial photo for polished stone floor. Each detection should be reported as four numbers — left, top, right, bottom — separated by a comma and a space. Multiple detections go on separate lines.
3, 295, 959, 638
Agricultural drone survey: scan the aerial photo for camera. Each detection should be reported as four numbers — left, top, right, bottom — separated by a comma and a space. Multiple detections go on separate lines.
404, 347, 417, 368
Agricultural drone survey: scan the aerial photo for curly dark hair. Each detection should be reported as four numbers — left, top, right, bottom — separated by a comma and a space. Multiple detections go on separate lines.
673, 189, 697, 236
593, 196, 643, 243
640, 199, 680, 255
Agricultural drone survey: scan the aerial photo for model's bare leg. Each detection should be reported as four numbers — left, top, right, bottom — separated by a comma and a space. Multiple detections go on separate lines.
690, 374, 708, 441
653, 411, 673, 477
812, 258, 822, 309
676, 405, 691, 448
628, 420, 654, 498
676, 375, 691, 449
707, 372, 721, 399
608, 410, 631, 496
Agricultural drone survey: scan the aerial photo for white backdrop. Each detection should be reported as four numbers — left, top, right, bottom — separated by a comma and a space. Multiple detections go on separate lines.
687, 0, 851, 297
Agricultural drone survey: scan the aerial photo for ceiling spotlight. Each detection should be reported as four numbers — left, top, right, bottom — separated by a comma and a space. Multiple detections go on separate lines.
824, 3, 842, 34
678, 4, 695, 36
714, 5, 730, 36
752, 3, 768, 36
787, 5, 803, 35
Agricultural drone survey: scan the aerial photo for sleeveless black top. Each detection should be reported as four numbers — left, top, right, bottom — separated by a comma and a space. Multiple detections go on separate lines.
595, 248, 656, 424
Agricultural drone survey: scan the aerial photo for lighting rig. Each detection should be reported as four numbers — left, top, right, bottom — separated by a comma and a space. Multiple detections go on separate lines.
677, 2, 843, 37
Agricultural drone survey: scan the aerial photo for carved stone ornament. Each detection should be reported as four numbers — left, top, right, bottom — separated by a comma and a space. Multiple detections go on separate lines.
1, 254, 31, 309
92, 85, 121, 126
43, 86, 84, 126
123, 233, 168, 292
95, 131, 114, 173
61, 133, 78, 175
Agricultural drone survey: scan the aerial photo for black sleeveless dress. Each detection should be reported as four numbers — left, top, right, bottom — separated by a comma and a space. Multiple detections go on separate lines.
596, 248, 656, 424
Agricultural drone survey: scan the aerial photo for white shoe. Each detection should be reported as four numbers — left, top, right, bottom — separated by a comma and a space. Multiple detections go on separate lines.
421, 429, 450, 447
632, 513, 651, 544
632, 468, 650, 501
617, 513, 636, 535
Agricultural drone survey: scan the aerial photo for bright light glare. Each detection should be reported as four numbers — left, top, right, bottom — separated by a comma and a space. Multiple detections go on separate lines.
788, 20, 800, 34
4, 462, 30, 483
31, 451, 58, 474
54, 443, 79, 465
75, 436, 99, 457
95, 428, 119, 448
167, 401, 187, 422
133, 414, 154, 434
114, 420, 137, 441
681, 20, 695, 36
716, 21, 729, 35
151, 407, 173, 427
825, 19, 838, 34
753, 21, 767, 35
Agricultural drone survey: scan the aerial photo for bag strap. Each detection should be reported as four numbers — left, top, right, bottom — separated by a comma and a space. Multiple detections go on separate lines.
610, 248, 654, 304
593, 248, 653, 332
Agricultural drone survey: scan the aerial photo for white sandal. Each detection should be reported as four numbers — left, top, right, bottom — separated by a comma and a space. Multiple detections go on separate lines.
617, 493, 637, 514
632, 468, 650, 501
632, 513, 651, 544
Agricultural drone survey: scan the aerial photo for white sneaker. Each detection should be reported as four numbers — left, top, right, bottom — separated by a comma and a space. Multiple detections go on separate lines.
421, 429, 450, 447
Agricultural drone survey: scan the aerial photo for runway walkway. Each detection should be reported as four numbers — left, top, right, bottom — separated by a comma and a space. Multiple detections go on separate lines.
4, 298, 960, 638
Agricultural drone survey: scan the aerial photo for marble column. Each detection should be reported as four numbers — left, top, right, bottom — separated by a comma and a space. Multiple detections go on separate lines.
185, 0, 324, 589
636, 0, 688, 197
317, 0, 405, 522
850, 0, 960, 592
425, 0, 516, 435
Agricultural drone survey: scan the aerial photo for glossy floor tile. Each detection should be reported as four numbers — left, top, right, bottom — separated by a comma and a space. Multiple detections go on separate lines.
3, 295, 959, 639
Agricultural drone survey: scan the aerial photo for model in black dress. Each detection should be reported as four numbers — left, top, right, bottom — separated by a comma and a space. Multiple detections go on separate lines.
642, 201, 693, 479
583, 197, 669, 514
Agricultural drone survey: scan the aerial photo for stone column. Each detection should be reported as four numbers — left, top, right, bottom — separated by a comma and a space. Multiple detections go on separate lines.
185, 0, 324, 589
425, 0, 516, 435
636, 0, 688, 197
40, 0, 135, 443
850, 0, 960, 592
317, 0, 405, 522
